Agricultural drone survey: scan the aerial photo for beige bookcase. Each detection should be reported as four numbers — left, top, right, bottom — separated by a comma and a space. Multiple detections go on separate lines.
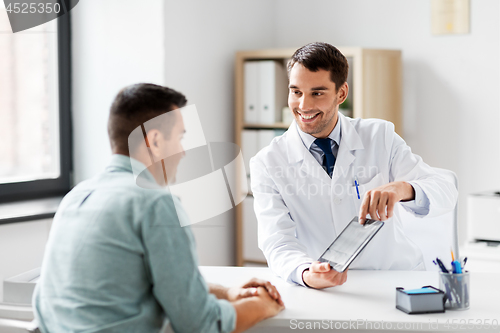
234, 48, 402, 266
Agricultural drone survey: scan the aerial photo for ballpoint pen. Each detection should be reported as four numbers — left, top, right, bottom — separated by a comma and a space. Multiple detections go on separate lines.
462, 257, 468, 269
354, 176, 360, 199
435, 258, 449, 273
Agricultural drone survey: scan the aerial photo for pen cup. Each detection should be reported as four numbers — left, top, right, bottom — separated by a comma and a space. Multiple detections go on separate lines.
439, 271, 470, 310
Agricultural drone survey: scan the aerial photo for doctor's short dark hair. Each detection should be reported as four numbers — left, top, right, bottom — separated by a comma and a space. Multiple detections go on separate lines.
107, 83, 187, 155
287, 42, 349, 92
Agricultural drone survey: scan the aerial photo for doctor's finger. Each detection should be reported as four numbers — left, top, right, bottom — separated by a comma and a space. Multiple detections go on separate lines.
377, 193, 389, 221
331, 273, 342, 286
310, 261, 330, 273
386, 194, 398, 218
358, 193, 371, 224
368, 191, 381, 221
340, 271, 348, 285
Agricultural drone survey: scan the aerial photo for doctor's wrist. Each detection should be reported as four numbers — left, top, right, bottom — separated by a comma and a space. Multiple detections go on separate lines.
398, 181, 415, 202
302, 268, 312, 288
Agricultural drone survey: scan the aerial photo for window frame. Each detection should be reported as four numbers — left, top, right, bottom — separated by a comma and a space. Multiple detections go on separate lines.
0, 13, 72, 203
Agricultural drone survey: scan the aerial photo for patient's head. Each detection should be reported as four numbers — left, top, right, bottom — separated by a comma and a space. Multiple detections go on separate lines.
108, 83, 187, 155
108, 83, 187, 185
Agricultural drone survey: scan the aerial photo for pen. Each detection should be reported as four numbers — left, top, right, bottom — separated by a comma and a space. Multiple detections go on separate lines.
462, 257, 468, 269
354, 176, 360, 199
435, 258, 449, 273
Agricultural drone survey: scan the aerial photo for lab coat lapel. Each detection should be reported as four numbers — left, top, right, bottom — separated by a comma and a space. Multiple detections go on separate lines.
331, 113, 364, 185
286, 121, 332, 186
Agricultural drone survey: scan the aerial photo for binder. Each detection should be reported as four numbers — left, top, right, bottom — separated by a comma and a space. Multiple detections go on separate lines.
258, 61, 288, 124
244, 61, 259, 123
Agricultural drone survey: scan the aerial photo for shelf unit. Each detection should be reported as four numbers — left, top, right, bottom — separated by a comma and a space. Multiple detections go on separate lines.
234, 47, 402, 266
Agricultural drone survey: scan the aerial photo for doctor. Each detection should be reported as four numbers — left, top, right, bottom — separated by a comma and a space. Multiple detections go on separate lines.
250, 42, 458, 289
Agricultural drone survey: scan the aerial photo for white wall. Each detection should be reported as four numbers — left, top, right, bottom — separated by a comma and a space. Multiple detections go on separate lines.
274, 0, 500, 245
163, 0, 276, 265
72, 0, 165, 184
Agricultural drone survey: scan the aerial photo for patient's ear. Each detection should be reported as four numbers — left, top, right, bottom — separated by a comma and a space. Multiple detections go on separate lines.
146, 129, 163, 158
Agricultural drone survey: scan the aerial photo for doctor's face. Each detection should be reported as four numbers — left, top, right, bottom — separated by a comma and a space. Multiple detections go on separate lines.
288, 64, 348, 138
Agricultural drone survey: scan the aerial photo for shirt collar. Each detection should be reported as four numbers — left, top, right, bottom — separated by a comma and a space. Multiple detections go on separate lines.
297, 115, 342, 150
105, 154, 157, 184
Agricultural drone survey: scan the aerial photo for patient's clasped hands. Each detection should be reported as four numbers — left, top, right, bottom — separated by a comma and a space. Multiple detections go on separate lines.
227, 278, 284, 306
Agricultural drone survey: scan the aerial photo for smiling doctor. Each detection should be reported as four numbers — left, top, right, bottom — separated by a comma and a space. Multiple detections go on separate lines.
250, 42, 458, 289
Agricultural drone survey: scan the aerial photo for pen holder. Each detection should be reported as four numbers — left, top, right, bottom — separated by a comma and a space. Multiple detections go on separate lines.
439, 271, 470, 310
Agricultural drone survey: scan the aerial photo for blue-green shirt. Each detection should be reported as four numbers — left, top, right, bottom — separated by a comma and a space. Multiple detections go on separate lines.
33, 154, 236, 333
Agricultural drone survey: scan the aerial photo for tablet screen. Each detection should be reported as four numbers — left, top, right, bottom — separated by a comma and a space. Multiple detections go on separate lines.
319, 217, 384, 272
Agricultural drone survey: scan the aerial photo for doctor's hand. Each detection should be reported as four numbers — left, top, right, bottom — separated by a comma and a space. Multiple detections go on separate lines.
358, 181, 415, 224
302, 262, 348, 289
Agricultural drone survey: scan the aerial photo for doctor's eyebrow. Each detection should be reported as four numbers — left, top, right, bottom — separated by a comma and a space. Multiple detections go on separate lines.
288, 85, 328, 91
310, 86, 329, 91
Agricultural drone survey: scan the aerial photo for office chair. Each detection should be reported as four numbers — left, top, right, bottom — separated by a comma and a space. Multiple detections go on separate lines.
0, 319, 39, 333
397, 167, 459, 271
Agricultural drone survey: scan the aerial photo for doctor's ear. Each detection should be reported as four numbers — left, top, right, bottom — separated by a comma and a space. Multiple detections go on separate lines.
336, 82, 349, 105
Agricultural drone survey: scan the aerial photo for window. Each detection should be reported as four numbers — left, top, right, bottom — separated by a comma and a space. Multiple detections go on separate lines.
0, 8, 71, 203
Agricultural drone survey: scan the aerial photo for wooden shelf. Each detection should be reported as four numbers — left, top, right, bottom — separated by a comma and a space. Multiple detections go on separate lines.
243, 123, 291, 130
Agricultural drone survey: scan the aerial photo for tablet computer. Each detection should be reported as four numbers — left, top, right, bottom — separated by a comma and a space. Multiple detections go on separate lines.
318, 217, 384, 272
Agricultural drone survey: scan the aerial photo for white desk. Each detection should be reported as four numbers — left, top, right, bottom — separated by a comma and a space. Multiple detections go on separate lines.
200, 266, 500, 333
0, 291, 33, 321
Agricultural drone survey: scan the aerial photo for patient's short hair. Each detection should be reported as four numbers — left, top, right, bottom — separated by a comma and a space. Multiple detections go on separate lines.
107, 83, 187, 155
287, 42, 349, 92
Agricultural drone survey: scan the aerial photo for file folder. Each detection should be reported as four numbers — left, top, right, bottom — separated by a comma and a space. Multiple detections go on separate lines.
258, 61, 288, 124
244, 61, 259, 123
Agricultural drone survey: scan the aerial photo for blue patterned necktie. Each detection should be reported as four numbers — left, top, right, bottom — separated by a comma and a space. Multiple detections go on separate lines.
314, 138, 336, 177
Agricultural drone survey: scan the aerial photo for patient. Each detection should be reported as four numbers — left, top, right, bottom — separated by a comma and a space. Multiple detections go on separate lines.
33, 83, 284, 333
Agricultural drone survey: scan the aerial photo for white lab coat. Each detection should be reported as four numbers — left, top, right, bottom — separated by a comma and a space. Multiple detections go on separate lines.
250, 113, 458, 283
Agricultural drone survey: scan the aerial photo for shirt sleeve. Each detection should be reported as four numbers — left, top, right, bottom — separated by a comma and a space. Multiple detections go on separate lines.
142, 194, 236, 333
291, 263, 313, 287
399, 182, 430, 216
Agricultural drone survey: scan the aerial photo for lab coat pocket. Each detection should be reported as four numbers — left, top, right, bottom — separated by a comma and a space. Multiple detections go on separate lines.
351, 173, 386, 216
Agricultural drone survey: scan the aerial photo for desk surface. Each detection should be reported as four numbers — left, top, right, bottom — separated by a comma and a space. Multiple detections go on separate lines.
2, 267, 499, 331
200, 266, 500, 332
